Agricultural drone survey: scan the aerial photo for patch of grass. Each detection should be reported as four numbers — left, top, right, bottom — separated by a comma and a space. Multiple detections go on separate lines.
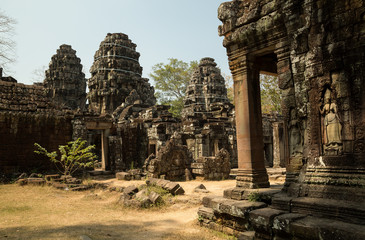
247, 191, 272, 204
210, 230, 237, 240
248, 191, 261, 202
0, 205, 31, 213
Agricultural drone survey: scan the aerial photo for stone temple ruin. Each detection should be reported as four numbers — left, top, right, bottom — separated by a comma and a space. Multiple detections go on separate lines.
1, 0, 364, 238
0, 33, 248, 182
197, 0, 365, 239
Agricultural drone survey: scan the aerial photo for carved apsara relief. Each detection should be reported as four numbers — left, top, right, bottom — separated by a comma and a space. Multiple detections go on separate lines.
319, 89, 343, 155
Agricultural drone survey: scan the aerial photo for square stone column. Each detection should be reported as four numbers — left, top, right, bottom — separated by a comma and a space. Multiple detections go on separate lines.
230, 52, 269, 188
101, 128, 110, 171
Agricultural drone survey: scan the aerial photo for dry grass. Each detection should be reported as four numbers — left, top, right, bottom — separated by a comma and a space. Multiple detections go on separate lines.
0, 183, 236, 240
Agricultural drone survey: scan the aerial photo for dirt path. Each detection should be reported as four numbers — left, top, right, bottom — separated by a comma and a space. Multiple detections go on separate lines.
0, 179, 238, 240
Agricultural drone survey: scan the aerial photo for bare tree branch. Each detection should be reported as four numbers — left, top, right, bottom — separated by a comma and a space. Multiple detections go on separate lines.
0, 10, 16, 72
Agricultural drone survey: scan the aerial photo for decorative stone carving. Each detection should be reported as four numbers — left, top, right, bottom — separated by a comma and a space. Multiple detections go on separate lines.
319, 89, 343, 155
288, 109, 303, 157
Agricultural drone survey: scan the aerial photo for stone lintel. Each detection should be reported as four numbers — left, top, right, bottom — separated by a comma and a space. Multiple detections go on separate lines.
85, 121, 113, 130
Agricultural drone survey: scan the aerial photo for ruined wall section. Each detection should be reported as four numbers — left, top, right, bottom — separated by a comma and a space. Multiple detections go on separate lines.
0, 80, 73, 174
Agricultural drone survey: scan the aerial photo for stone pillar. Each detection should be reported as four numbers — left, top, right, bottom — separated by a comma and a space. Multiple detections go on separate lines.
230, 52, 269, 188
101, 128, 110, 171
273, 122, 281, 168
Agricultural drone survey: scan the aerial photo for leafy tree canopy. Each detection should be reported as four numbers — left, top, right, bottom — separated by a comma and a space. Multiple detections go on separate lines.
260, 74, 282, 114
150, 58, 198, 117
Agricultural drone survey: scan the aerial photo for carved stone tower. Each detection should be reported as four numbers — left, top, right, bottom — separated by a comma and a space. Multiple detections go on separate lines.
182, 57, 230, 118
88, 33, 156, 115
44, 44, 87, 110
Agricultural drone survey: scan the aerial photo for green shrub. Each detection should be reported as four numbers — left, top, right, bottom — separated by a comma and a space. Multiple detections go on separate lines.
34, 138, 97, 176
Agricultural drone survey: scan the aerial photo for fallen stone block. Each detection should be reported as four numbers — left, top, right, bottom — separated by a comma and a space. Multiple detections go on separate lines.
116, 172, 132, 181
118, 193, 132, 204
124, 199, 142, 208
194, 184, 209, 193
16, 179, 27, 185
165, 182, 179, 192
135, 189, 147, 200
44, 174, 60, 182
16, 173, 28, 180
137, 194, 152, 208
52, 182, 68, 190
173, 186, 185, 195
27, 178, 46, 186
70, 185, 90, 191
123, 185, 138, 196
148, 191, 162, 204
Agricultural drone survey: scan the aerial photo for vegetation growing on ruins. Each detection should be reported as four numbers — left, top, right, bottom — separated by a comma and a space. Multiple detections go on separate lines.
150, 58, 198, 117
0, 10, 16, 71
34, 138, 97, 176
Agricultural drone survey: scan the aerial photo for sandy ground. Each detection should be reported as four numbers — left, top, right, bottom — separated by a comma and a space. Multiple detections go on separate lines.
0, 178, 241, 240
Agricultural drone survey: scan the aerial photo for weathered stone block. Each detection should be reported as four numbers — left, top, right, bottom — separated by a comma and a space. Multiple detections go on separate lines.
116, 172, 132, 181
123, 185, 138, 196
249, 208, 286, 236
44, 174, 60, 182
198, 206, 215, 220
272, 213, 307, 238
118, 193, 132, 204
148, 191, 162, 204
27, 178, 46, 186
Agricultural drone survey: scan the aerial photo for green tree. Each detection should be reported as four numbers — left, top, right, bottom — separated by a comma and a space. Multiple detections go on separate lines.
260, 74, 282, 114
0, 10, 16, 71
150, 58, 198, 117
222, 73, 234, 104
34, 138, 97, 176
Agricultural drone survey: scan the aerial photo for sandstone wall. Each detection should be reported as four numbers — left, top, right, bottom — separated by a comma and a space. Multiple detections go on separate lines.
0, 80, 73, 174
218, 0, 365, 199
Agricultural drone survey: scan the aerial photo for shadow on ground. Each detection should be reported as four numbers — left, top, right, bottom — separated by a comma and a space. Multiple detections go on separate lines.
0, 218, 202, 240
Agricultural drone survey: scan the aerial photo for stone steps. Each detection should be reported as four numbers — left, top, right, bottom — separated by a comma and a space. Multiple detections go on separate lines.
272, 194, 365, 225
202, 196, 267, 218
199, 193, 365, 239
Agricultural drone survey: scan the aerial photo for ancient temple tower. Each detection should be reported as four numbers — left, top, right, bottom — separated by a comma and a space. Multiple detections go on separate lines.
181, 57, 237, 167
182, 57, 230, 117
43, 44, 87, 110
88, 33, 156, 115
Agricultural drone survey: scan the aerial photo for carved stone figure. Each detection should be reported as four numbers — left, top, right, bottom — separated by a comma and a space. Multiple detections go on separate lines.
288, 109, 303, 157
319, 89, 343, 155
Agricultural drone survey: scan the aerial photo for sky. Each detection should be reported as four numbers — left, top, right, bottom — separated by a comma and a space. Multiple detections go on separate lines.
1, 0, 230, 86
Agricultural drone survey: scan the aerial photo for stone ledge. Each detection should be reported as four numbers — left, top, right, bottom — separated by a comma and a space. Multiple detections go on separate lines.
202, 195, 267, 218
291, 197, 365, 225
224, 187, 281, 201
291, 216, 365, 240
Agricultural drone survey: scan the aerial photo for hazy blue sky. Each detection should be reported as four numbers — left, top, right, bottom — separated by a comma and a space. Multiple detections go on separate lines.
1, 0, 230, 86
